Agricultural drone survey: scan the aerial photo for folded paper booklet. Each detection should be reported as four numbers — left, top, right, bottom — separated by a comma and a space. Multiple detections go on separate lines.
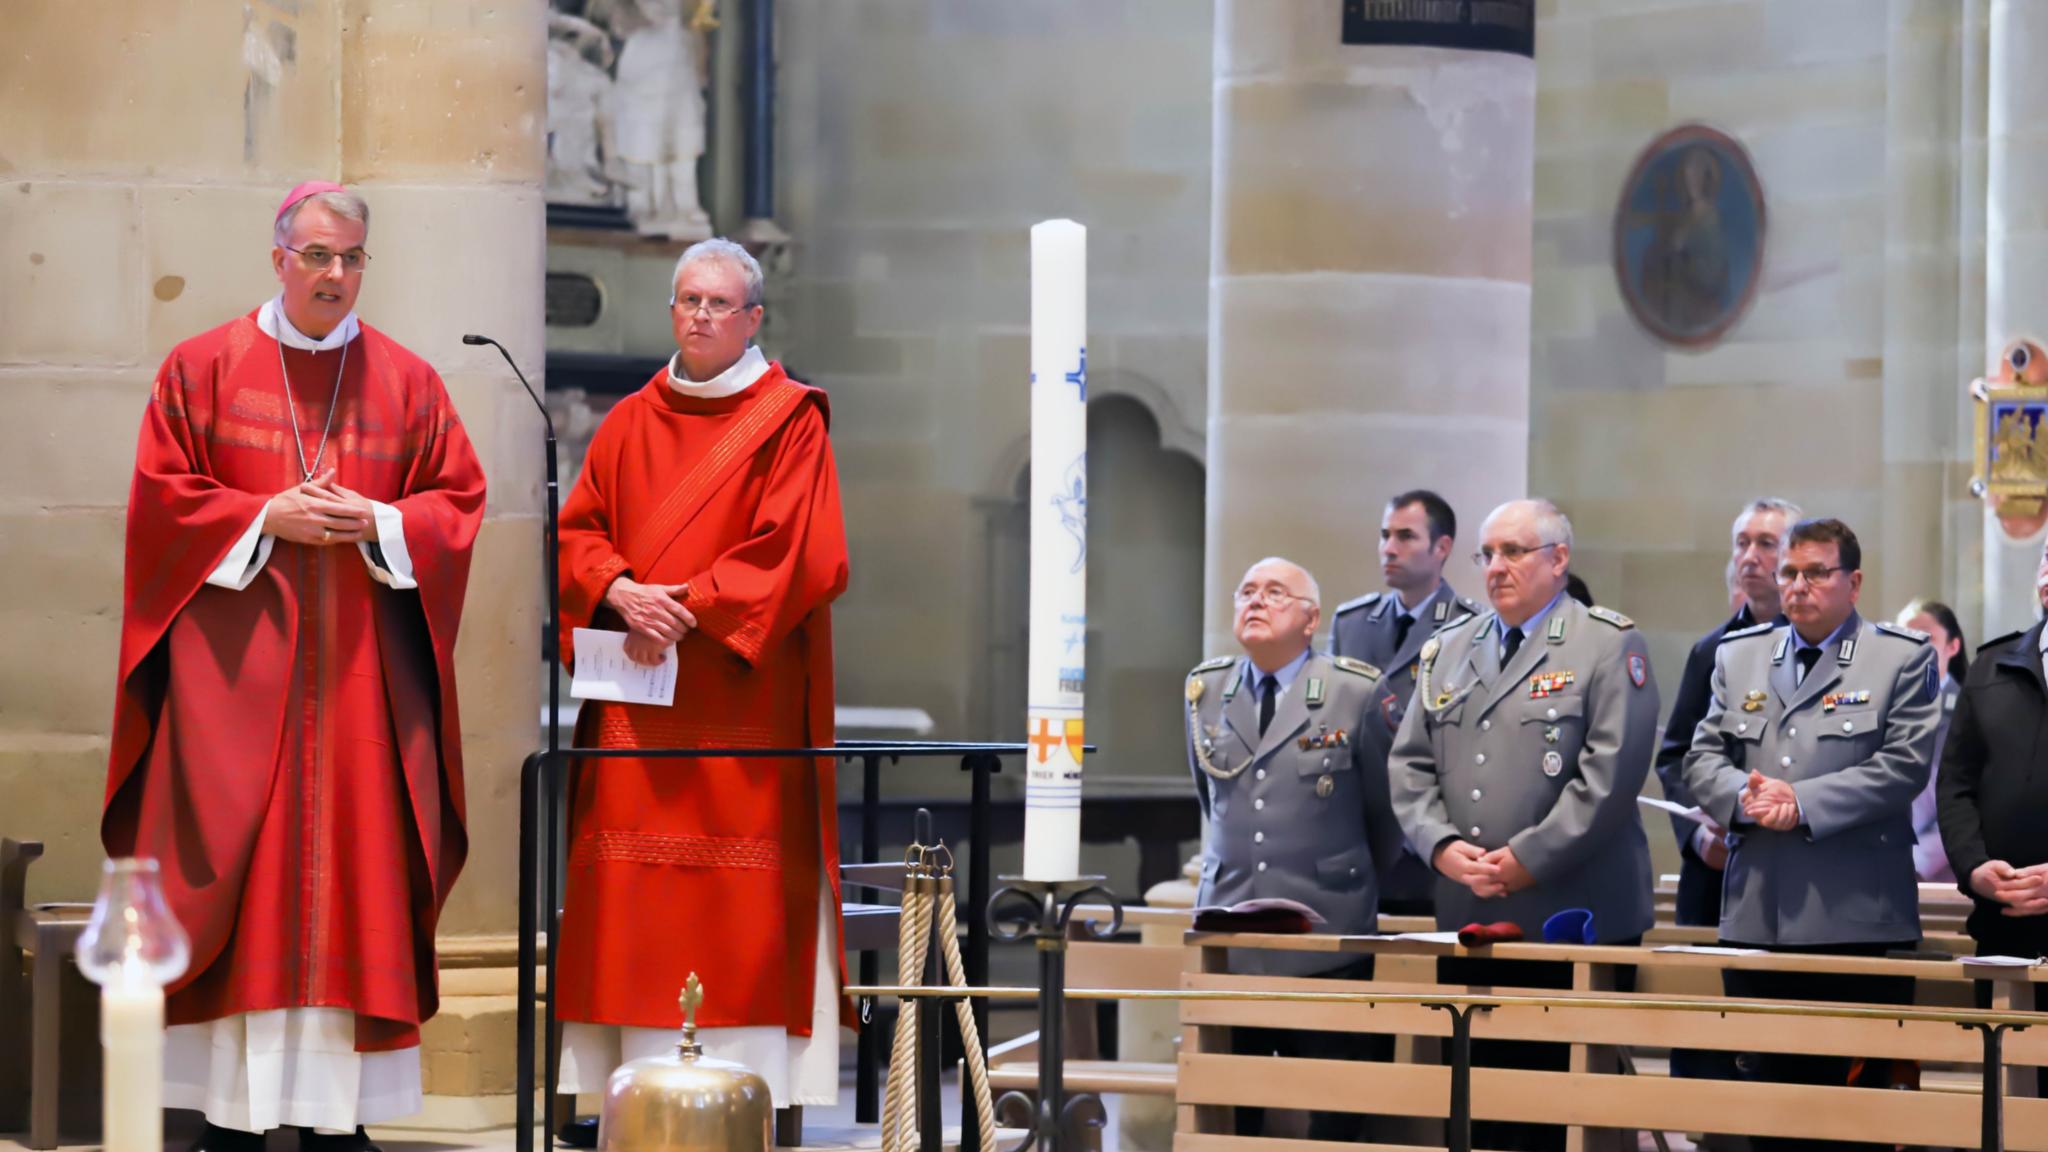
1637, 795, 1718, 827
569, 628, 678, 707
1960, 955, 2046, 967
1191, 897, 1326, 934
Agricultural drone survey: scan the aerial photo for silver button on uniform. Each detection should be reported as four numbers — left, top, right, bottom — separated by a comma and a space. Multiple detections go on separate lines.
1254, 798, 1265, 811
1780, 755, 1793, 768
1254, 832, 1264, 844
1470, 826, 1482, 837
1256, 769, 1266, 781
1476, 754, 1487, 766
1257, 861, 1268, 872
1481, 720, 1491, 732
1471, 788, 1483, 801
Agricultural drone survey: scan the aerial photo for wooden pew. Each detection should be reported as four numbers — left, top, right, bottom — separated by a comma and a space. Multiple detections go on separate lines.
1174, 930, 2046, 1152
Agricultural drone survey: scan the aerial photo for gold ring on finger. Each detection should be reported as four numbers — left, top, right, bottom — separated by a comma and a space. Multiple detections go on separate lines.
323, 528, 331, 542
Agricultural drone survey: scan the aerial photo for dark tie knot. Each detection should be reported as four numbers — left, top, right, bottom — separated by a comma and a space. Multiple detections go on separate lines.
1503, 626, 1525, 662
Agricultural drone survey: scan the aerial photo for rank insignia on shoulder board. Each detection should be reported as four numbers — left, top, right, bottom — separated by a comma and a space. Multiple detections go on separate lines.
1821, 690, 1871, 713
1529, 670, 1576, 697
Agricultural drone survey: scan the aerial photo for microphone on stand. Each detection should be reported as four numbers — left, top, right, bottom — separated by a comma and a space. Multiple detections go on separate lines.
470, 332, 569, 1152
466, 331, 562, 746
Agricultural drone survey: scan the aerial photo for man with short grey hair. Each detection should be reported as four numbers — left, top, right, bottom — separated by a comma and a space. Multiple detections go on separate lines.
1656, 497, 1801, 928
107, 181, 486, 1152
554, 235, 850, 1120
1186, 556, 1402, 1141
1389, 499, 1658, 1151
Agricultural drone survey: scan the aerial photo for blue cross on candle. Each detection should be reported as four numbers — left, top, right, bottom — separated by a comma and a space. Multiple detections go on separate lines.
1064, 347, 1088, 401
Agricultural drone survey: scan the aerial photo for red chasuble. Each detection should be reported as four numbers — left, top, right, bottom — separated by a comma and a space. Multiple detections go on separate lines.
104, 311, 484, 1052
555, 361, 849, 1032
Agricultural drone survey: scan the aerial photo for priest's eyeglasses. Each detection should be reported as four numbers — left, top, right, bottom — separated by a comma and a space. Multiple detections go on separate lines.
670, 293, 754, 319
282, 245, 371, 272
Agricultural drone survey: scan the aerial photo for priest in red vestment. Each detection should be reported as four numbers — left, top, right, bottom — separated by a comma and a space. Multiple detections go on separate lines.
554, 238, 850, 1115
103, 183, 485, 1152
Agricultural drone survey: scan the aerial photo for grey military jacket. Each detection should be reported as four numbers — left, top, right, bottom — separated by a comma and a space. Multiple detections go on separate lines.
1680, 614, 1941, 947
1388, 598, 1660, 941
1331, 583, 1481, 903
1186, 650, 1404, 975
1331, 582, 1483, 736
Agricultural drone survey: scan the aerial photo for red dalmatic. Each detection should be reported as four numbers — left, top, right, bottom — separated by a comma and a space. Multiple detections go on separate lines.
104, 312, 484, 1052
555, 362, 849, 1032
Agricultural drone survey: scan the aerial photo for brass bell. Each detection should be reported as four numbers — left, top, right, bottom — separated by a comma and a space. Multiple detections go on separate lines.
600, 973, 773, 1152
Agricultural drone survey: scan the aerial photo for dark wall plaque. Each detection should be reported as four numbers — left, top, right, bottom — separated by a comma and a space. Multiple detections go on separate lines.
1341, 0, 1535, 57
545, 272, 606, 329
1613, 124, 1767, 349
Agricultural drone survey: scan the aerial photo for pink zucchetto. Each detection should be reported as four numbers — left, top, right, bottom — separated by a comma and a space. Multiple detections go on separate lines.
275, 180, 348, 223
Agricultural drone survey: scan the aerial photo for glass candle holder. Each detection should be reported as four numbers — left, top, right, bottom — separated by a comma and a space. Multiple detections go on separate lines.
77, 858, 190, 1152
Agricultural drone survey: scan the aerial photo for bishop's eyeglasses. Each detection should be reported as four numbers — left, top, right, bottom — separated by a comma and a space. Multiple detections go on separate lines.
281, 245, 371, 272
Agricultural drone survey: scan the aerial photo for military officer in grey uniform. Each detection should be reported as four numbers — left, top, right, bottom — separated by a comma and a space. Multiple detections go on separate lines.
1680, 517, 1939, 1152
1187, 556, 1401, 1141
1387, 499, 1657, 1152
1330, 489, 1479, 914
1388, 499, 1659, 943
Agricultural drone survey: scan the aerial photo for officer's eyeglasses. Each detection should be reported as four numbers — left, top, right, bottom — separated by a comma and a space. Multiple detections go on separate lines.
1777, 564, 1847, 587
671, 293, 756, 320
281, 245, 370, 272
1233, 586, 1309, 609
1473, 542, 1559, 567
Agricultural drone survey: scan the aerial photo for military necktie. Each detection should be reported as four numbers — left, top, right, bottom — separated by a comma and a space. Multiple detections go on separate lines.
1258, 674, 1277, 736
1393, 613, 1414, 654
1795, 645, 1821, 685
1502, 626, 1524, 664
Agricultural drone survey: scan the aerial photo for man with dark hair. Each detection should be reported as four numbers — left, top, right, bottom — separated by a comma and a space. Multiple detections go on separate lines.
1331, 489, 1478, 913
1681, 517, 1940, 1150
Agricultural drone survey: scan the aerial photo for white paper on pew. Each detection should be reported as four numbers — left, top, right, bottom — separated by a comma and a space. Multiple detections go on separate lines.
569, 628, 678, 707
1960, 955, 2046, 967
1638, 795, 1717, 827
1652, 944, 1769, 956
1393, 931, 1465, 945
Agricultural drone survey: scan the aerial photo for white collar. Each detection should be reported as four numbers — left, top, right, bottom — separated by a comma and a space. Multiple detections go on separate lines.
668, 346, 768, 398
259, 296, 359, 352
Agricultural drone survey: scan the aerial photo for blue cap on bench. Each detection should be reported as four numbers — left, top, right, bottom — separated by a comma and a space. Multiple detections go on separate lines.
1542, 907, 1595, 944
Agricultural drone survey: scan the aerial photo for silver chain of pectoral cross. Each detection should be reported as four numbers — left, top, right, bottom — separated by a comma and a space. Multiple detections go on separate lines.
277, 335, 348, 482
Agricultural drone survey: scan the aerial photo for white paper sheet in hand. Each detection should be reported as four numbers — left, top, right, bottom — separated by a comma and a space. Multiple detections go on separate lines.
1638, 795, 1717, 827
569, 628, 678, 707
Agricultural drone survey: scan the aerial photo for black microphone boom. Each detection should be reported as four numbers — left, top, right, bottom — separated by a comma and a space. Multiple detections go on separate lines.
472, 330, 567, 1152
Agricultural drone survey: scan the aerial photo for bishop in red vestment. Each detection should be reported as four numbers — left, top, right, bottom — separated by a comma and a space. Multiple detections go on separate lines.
554, 239, 849, 1108
103, 184, 484, 1152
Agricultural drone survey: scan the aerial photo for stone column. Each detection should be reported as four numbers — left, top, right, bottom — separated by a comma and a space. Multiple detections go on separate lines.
1984, 0, 2048, 638
0, 0, 545, 937
1204, 2, 1532, 646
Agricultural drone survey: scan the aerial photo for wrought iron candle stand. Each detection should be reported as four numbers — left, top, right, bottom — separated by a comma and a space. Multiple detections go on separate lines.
985, 877, 1123, 1152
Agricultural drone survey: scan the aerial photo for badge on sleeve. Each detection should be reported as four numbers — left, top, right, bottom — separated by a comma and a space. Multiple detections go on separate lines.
1542, 750, 1564, 777
1627, 652, 1647, 689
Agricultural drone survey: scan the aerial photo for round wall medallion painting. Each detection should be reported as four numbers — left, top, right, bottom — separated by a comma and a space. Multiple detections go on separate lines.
1613, 124, 1766, 348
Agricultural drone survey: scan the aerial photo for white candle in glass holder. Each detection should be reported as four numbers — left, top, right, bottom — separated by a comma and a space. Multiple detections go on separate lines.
100, 971, 165, 1152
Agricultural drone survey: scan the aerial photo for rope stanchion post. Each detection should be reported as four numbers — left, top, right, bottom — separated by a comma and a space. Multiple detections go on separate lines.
986, 879, 1124, 1152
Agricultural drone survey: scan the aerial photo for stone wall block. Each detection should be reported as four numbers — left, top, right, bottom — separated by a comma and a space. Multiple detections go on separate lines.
340, 0, 547, 184
137, 186, 290, 363
0, 0, 343, 181
0, 183, 146, 367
